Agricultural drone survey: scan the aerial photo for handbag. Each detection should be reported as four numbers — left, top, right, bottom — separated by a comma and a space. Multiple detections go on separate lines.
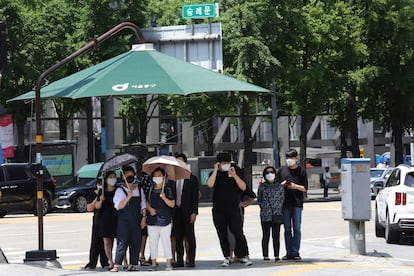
271, 214, 284, 224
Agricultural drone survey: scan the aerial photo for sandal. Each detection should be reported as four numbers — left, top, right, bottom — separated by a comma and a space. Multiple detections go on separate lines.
127, 265, 140, 271
109, 266, 119, 272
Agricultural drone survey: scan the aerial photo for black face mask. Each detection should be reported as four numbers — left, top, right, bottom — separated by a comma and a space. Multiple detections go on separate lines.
125, 175, 136, 184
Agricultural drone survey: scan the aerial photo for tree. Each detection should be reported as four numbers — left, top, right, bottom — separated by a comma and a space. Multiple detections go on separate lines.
365, 0, 414, 165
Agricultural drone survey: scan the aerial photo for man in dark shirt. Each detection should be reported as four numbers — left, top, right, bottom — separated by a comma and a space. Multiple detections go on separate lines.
279, 148, 308, 261
206, 152, 252, 267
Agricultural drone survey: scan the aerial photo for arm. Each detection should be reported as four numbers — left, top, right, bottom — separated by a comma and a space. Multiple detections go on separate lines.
116, 187, 133, 211
240, 196, 255, 208
160, 190, 175, 208
206, 162, 220, 188
190, 176, 199, 223
86, 192, 98, 212
229, 167, 246, 191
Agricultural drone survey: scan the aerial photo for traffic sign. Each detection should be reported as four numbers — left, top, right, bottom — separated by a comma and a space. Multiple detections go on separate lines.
182, 3, 218, 19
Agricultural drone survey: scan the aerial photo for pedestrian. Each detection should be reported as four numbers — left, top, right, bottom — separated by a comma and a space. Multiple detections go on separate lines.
84, 178, 109, 269
322, 167, 332, 199
146, 167, 175, 271
172, 153, 199, 268
111, 166, 147, 272
279, 148, 308, 261
95, 171, 118, 270
257, 166, 285, 262
206, 152, 252, 267
228, 176, 256, 263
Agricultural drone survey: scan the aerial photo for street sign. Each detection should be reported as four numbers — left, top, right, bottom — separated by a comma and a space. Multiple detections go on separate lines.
182, 3, 218, 19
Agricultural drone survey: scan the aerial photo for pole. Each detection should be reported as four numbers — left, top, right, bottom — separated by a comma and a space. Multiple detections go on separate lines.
26, 22, 145, 264
271, 80, 279, 167
349, 221, 366, 255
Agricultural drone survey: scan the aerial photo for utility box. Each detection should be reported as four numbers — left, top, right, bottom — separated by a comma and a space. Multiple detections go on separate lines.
340, 158, 371, 221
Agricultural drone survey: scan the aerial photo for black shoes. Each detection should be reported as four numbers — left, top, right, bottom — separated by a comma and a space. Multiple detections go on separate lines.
282, 254, 301, 260
172, 262, 184, 268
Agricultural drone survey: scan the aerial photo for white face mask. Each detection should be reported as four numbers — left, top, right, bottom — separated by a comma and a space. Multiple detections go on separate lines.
186, 164, 191, 171
152, 177, 164, 185
220, 164, 231, 171
286, 158, 296, 167
107, 178, 117, 186
265, 173, 276, 182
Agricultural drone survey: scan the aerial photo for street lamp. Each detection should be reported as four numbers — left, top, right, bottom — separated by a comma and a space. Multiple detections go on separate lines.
24, 22, 144, 264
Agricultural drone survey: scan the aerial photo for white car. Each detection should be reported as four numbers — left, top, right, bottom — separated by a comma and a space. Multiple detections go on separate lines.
375, 165, 414, 243
370, 167, 393, 198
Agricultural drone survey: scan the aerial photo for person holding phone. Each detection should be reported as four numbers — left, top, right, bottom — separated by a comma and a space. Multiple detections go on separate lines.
206, 152, 252, 267
279, 148, 308, 261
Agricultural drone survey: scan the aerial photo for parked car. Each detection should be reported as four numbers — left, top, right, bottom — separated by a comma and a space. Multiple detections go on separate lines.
0, 163, 57, 217
370, 167, 393, 198
55, 162, 103, 213
375, 164, 414, 244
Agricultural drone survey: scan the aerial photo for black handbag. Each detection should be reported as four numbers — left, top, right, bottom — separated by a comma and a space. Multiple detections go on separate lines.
271, 214, 284, 224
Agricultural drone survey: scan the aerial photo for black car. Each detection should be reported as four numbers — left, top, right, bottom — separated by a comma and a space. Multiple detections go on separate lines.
55, 176, 97, 213
0, 163, 57, 217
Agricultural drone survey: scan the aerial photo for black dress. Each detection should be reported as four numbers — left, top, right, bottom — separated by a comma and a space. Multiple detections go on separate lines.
98, 189, 118, 238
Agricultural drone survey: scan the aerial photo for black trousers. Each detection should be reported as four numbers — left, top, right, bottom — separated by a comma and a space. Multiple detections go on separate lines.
173, 207, 196, 264
86, 221, 109, 268
261, 221, 281, 258
212, 210, 249, 258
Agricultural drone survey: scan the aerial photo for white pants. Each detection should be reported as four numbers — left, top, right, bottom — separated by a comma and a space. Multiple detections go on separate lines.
147, 223, 173, 259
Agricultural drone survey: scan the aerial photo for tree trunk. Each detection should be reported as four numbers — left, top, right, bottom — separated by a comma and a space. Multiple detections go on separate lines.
393, 122, 404, 165
241, 96, 253, 188
58, 116, 67, 140
348, 87, 360, 157
139, 116, 147, 143
206, 120, 214, 156
339, 126, 347, 158
299, 112, 307, 168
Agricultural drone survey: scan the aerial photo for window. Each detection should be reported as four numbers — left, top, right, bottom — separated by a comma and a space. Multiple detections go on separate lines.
405, 172, 414, 188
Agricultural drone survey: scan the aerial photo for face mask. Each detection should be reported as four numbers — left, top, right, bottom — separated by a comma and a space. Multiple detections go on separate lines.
107, 178, 117, 186
125, 175, 135, 184
286, 158, 296, 167
152, 177, 164, 185
220, 164, 231, 171
186, 164, 191, 171
265, 173, 276, 182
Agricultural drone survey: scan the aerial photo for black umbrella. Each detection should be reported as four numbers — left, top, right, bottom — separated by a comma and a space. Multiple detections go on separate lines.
98, 153, 138, 176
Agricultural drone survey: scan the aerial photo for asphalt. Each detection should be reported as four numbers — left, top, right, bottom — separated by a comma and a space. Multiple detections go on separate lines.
1, 188, 413, 275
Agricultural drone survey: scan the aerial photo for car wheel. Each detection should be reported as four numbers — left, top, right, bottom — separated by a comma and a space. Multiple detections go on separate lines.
33, 196, 51, 216
385, 212, 399, 244
72, 196, 87, 213
375, 208, 385, 237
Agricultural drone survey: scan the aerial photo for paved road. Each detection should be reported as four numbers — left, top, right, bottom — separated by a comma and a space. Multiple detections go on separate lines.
1, 188, 413, 275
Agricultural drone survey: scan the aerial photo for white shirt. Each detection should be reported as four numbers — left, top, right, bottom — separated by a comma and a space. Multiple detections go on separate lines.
113, 186, 147, 210
323, 172, 332, 184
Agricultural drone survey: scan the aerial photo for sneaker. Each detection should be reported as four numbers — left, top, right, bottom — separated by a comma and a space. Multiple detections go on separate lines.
240, 258, 252, 266
282, 255, 293, 260
221, 257, 230, 267
165, 266, 173, 271
263, 257, 271, 262
275, 257, 281, 262
293, 255, 302, 260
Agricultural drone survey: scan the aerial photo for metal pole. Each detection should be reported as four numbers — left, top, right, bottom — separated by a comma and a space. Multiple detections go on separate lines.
271, 80, 279, 167
349, 221, 366, 255
28, 21, 145, 263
